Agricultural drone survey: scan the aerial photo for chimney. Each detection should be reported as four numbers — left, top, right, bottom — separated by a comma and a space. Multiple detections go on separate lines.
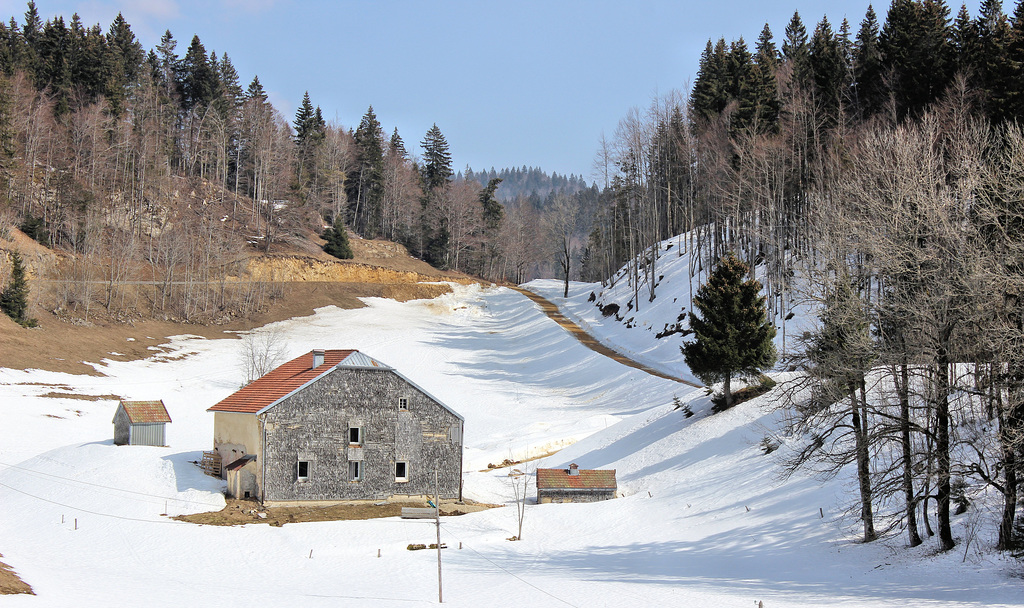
312, 349, 325, 368
568, 463, 579, 476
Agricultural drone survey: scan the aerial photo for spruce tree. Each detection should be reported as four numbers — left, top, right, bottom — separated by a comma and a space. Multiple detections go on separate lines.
783, 11, 811, 88
351, 106, 385, 237
1, 251, 33, 326
420, 123, 453, 190
321, 217, 353, 259
854, 5, 884, 118
682, 252, 776, 408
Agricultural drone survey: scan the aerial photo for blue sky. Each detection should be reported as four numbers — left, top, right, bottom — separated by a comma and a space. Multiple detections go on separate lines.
1, 0, 985, 180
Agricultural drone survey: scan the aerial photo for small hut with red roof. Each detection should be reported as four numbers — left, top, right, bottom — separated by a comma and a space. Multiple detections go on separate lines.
113, 400, 172, 446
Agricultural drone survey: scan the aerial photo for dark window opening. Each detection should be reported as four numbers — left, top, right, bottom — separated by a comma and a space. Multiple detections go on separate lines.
349, 426, 363, 444
349, 460, 362, 481
395, 461, 408, 481
297, 460, 310, 481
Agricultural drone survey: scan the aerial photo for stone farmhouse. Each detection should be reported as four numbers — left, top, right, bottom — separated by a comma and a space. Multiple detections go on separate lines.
207, 349, 464, 505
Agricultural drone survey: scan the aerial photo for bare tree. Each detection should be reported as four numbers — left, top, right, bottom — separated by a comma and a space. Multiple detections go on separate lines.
239, 326, 289, 384
544, 193, 582, 298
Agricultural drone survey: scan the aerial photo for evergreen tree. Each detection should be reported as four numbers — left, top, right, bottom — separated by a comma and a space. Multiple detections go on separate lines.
682, 252, 776, 408
976, 0, 1014, 121
179, 34, 217, 111
809, 15, 846, 126
854, 5, 885, 118
349, 106, 385, 236
783, 11, 811, 88
420, 123, 453, 190
293, 91, 316, 145
752, 24, 781, 131
246, 74, 267, 103
1, 251, 34, 326
321, 216, 354, 259
951, 3, 980, 75
389, 127, 407, 158
691, 39, 729, 123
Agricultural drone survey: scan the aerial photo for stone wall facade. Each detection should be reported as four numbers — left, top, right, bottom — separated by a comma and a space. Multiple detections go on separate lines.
261, 367, 463, 502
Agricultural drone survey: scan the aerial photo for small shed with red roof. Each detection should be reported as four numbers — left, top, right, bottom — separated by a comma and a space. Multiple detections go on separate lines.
113, 400, 172, 446
536, 464, 617, 503
207, 349, 464, 505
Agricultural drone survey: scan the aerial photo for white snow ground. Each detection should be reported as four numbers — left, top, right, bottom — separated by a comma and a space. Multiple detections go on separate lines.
0, 264, 1020, 606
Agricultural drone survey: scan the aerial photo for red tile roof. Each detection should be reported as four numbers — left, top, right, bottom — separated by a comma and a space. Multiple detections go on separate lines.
536, 467, 617, 490
208, 350, 356, 414
119, 400, 171, 424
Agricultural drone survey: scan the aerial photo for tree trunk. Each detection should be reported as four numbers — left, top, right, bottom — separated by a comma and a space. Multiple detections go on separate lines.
936, 357, 955, 551
897, 361, 922, 547
851, 380, 876, 542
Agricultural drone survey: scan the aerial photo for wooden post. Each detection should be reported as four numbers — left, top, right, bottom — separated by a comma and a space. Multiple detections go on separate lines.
435, 469, 443, 603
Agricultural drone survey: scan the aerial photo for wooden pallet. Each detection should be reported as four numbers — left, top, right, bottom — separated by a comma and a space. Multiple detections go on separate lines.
200, 451, 222, 477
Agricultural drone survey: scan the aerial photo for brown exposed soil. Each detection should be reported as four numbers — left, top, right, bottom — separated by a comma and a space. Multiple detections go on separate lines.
175, 498, 498, 527
0, 555, 33, 595
0, 228, 477, 375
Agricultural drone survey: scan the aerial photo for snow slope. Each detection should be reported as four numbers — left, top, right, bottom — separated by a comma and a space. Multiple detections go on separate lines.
527, 236, 816, 384
0, 277, 1020, 607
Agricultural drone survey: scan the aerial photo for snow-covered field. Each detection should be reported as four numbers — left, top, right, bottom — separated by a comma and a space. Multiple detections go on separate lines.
0, 271, 1021, 606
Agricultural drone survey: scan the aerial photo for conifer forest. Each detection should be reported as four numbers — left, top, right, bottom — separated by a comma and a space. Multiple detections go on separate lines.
1, 0, 1024, 555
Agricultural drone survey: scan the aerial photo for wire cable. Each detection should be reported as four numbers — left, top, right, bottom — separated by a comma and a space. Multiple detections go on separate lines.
440, 524, 579, 608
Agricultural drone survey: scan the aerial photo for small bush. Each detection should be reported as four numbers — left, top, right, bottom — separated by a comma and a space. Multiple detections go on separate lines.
598, 302, 619, 317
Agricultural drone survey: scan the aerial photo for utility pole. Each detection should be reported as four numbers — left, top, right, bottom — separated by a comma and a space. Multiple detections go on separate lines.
435, 468, 443, 603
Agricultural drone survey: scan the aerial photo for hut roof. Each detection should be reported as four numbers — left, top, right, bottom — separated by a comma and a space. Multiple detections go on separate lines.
536, 467, 617, 491
118, 400, 171, 424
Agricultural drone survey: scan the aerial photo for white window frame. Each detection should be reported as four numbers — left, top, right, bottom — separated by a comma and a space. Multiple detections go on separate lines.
395, 460, 409, 482
398, 397, 409, 411
297, 460, 310, 482
349, 460, 362, 482
349, 425, 363, 445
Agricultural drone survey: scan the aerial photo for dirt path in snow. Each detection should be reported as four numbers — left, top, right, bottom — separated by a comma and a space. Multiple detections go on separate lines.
512, 287, 701, 388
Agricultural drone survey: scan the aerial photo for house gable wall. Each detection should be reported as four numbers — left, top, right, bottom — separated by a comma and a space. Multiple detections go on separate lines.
212, 412, 262, 482
262, 368, 462, 502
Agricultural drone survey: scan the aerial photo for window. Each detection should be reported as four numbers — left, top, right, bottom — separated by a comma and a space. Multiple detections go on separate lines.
349, 460, 362, 481
297, 460, 310, 481
395, 461, 409, 482
398, 397, 409, 411
349, 426, 363, 445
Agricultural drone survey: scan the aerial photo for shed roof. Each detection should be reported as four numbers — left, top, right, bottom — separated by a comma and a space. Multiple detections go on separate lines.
207, 350, 383, 414
118, 400, 171, 424
536, 467, 617, 491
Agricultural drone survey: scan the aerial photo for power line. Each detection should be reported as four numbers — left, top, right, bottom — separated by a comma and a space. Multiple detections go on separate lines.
440, 525, 579, 608
0, 460, 224, 508
0, 480, 186, 524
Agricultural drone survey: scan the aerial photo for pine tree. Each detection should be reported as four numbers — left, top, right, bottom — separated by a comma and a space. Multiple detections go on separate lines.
350, 106, 385, 237
690, 39, 729, 123
976, 0, 1014, 121
752, 24, 781, 132
321, 216, 354, 259
389, 127, 406, 158
1, 251, 34, 326
783, 11, 811, 88
809, 16, 846, 126
854, 4, 885, 118
179, 34, 217, 111
682, 252, 776, 409
420, 123, 452, 190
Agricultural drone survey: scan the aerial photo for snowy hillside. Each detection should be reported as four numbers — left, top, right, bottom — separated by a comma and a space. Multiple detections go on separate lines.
0, 277, 1020, 606
527, 235, 815, 385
